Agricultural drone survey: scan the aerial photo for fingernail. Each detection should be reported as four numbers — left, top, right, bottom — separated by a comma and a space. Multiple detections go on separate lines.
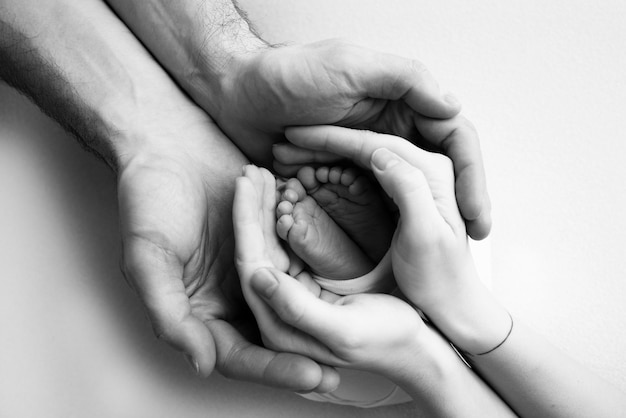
251, 268, 279, 298
371, 148, 400, 170
444, 92, 461, 107
184, 354, 200, 375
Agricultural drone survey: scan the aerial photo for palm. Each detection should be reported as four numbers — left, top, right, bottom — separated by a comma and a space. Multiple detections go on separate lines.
118, 157, 237, 325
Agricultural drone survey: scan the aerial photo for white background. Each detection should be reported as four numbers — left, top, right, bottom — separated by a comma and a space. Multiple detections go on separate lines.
1, 1, 625, 416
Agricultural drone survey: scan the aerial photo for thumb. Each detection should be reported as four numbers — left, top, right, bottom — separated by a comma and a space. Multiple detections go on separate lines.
352, 46, 461, 118
370, 148, 443, 235
122, 237, 216, 377
250, 268, 346, 345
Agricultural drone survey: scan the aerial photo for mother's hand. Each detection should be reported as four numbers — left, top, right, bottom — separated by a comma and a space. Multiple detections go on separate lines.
274, 115, 490, 240
233, 164, 427, 378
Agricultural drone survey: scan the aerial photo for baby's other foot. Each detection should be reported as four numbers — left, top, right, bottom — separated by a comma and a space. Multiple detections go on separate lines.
297, 166, 395, 262
276, 178, 374, 280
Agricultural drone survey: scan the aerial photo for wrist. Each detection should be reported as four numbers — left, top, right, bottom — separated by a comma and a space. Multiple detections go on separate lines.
104, 84, 231, 173
391, 324, 516, 417
424, 276, 512, 355
105, 0, 271, 122
389, 324, 468, 403
188, 33, 270, 119
97, 80, 187, 171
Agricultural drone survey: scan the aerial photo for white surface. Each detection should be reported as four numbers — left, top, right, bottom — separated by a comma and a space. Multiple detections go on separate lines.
2, 1, 626, 417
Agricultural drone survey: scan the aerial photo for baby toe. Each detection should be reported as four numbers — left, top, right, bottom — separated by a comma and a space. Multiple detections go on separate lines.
348, 176, 369, 196
285, 178, 307, 202
297, 166, 320, 191
340, 168, 358, 186
276, 214, 295, 240
314, 167, 330, 184
328, 167, 343, 184
276, 200, 294, 218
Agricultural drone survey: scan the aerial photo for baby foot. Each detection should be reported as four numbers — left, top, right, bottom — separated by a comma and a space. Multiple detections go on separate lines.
296, 166, 395, 262
276, 178, 374, 280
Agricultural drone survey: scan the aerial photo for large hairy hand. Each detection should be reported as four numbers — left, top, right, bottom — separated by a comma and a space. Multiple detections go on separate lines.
205, 40, 490, 239
116, 107, 334, 392
210, 40, 459, 166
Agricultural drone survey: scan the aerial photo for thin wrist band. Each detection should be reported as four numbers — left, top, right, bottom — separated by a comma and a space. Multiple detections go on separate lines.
471, 311, 514, 356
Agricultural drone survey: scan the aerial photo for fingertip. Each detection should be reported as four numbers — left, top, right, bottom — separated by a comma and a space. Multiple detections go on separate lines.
455, 178, 492, 240
284, 126, 305, 140
443, 92, 462, 114
272, 160, 301, 177
313, 365, 340, 393
161, 317, 217, 378
370, 148, 401, 171
466, 212, 492, 241
265, 353, 324, 391
250, 268, 279, 299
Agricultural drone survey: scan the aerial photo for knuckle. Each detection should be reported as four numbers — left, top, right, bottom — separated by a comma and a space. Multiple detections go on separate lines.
216, 339, 251, 379
323, 37, 353, 52
152, 322, 175, 344
396, 169, 425, 194
457, 115, 477, 133
277, 298, 306, 325
406, 59, 429, 78
335, 327, 365, 353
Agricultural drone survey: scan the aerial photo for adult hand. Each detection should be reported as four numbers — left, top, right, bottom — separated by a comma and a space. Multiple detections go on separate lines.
280, 125, 507, 354
274, 118, 490, 239
232, 164, 425, 377
0, 0, 335, 392
209, 40, 458, 163
231, 167, 515, 416
103, 4, 490, 234
117, 105, 336, 392
209, 40, 489, 239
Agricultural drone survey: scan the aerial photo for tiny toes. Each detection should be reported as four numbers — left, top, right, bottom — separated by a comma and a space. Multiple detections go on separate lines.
297, 166, 320, 191
314, 167, 330, 183
328, 167, 343, 184
276, 200, 294, 218
348, 177, 369, 196
340, 168, 358, 186
283, 178, 307, 202
276, 214, 295, 240
282, 189, 299, 204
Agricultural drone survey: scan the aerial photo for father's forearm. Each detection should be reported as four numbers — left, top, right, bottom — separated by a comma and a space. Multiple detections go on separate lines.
105, 0, 268, 117
0, 0, 184, 169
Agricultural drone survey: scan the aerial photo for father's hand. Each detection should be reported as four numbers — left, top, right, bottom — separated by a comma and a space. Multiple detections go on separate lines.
116, 104, 335, 392
207, 40, 459, 165
102, 4, 490, 237
203, 40, 490, 239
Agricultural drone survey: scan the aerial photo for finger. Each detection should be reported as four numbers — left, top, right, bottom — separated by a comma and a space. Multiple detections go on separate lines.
233, 173, 282, 332
370, 148, 445, 235
258, 167, 281, 248
347, 44, 461, 118
286, 125, 443, 177
122, 237, 216, 377
251, 268, 350, 346
415, 115, 492, 239
273, 161, 305, 178
232, 176, 270, 276
286, 125, 491, 238
272, 143, 344, 165
206, 319, 340, 392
